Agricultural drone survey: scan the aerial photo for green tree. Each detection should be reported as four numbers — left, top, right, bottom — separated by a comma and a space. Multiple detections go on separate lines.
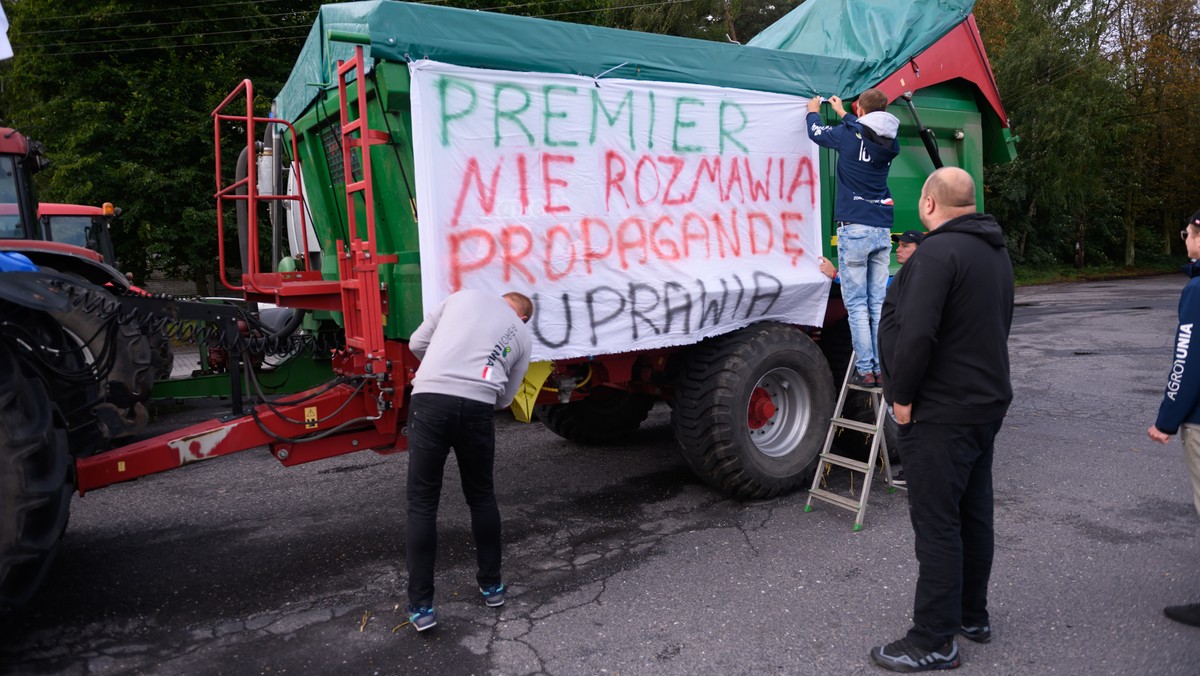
1108, 0, 1200, 264
979, 0, 1200, 269
978, 0, 1125, 269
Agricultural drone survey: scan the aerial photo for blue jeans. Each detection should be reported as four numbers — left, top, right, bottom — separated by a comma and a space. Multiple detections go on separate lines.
406, 393, 502, 607
836, 223, 891, 374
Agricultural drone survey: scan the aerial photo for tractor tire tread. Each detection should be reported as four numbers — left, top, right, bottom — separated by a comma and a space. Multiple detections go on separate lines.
0, 345, 72, 616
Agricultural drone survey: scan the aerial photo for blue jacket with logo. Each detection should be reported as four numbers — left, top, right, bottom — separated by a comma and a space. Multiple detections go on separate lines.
1155, 261, 1200, 434
805, 111, 900, 228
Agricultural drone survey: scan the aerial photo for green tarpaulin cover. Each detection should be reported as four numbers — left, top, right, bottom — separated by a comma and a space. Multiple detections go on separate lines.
277, 2, 375, 123
748, 0, 974, 92
277, 0, 974, 124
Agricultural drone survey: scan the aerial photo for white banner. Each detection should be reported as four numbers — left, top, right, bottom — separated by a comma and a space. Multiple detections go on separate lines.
408, 61, 828, 360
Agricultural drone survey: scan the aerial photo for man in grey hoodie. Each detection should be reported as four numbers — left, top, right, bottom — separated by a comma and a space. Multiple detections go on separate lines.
403, 289, 533, 632
806, 88, 901, 387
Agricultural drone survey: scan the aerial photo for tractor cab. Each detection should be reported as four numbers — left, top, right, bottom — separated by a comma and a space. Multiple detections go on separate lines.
35, 202, 120, 265
0, 128, 47, 240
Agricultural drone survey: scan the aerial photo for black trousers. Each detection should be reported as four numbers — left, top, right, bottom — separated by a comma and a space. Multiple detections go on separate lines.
898, 418, 1003, 649
406, 393, 501, 607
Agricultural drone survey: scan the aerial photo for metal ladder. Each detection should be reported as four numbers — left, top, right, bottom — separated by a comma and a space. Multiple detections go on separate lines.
804, 351, 903, 530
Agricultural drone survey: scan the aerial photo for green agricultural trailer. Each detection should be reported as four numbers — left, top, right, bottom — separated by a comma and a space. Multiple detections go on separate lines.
0, 0, 1013, 614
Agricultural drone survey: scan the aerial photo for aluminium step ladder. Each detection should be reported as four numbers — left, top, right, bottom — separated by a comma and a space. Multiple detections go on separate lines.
804, 351, 903, 530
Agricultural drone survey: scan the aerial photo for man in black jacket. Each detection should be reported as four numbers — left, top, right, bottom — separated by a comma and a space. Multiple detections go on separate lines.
870, 167, 1014, 672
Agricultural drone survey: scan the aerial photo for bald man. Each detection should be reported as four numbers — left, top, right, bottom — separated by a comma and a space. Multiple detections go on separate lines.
872, 167, 1014, 672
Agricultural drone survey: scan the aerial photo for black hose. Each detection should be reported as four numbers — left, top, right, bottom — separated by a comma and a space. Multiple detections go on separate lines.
901, 91, 944, 170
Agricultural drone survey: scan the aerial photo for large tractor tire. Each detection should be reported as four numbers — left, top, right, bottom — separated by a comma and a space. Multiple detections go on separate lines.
49, 284, 154, 440
0, 300, 104, 457
535, 390, 655, 445
672, 323, 835, 499
0, 343, 72, 616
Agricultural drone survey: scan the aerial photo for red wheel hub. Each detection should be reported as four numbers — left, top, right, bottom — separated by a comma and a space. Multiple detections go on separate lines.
747, 387, 776, 429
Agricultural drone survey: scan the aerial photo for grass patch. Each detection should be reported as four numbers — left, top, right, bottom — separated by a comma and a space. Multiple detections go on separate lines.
1013, 263, 1178, 286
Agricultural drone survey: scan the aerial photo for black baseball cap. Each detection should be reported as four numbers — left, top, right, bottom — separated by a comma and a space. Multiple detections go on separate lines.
891, 230, 925, 245
1190, 209, 1200, 227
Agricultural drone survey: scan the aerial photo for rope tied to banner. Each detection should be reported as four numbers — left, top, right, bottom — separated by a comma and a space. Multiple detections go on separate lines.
592, 62, 630, 87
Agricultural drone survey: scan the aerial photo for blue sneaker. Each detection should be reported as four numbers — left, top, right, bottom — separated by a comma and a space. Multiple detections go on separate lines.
407, 604, 436, 632
480, 583, 506, 607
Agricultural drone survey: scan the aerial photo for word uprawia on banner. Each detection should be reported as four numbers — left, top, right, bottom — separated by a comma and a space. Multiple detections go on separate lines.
409, 61, 829, 360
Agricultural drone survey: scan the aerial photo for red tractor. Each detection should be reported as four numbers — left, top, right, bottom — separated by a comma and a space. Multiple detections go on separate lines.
0, 128, 158, 437
0, 129, 188, 613
0, 125, 329, 615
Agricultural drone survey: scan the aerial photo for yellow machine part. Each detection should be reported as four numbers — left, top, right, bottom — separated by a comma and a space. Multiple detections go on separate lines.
509, 361, 553, 423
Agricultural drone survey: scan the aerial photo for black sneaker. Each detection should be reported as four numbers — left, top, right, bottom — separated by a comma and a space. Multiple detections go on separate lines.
406, 604, 436, 632
959, 624, 992, 643
869, 638, 960, 672
480, 582, 506, 607
1164, 602, 1200, 627
849, 370, 878, 388
891, 469, 907, 488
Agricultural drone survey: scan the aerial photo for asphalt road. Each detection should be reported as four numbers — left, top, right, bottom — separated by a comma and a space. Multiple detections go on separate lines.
3, 275, 1200, 675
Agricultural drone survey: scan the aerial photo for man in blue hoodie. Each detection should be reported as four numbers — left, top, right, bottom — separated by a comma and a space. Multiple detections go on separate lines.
807, 88, 900, 387
1148, 208, 1200, 629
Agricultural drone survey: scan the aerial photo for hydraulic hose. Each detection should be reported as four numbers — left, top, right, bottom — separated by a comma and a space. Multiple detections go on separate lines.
901, 91, 944, 170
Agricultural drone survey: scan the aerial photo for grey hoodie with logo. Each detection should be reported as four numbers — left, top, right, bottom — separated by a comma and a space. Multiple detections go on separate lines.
409, 289, 533, 409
